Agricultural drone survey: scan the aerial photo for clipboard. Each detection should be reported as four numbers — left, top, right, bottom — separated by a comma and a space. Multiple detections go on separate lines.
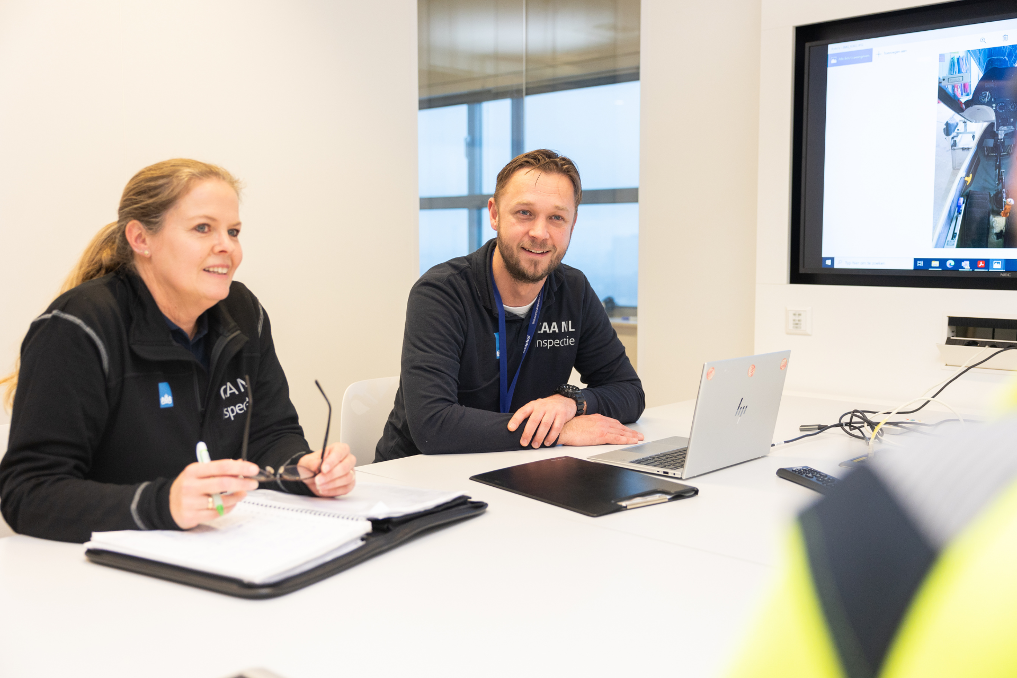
470, 456, 698, 517
85, 497, 487, 599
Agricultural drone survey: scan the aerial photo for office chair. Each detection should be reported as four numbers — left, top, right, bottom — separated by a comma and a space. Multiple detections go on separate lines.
339, 377, 399, 466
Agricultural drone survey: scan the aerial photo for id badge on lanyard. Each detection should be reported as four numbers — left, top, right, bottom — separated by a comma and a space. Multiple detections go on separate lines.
490, 248, 545, 414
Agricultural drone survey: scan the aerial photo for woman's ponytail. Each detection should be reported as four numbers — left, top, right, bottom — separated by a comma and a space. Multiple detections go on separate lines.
61, 221, 131, 294
2, 159, 241, 411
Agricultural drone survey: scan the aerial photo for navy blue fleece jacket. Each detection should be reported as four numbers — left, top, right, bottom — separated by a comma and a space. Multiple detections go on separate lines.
376, 239, 644, 461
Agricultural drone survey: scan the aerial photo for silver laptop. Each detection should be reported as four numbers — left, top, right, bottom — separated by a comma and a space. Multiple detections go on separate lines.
589, 350, 791, 480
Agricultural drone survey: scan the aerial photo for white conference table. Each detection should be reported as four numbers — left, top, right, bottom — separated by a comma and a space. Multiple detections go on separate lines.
0, 394, 923, 678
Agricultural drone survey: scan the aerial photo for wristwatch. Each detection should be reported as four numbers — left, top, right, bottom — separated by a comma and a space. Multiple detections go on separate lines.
555, 384, 587, 416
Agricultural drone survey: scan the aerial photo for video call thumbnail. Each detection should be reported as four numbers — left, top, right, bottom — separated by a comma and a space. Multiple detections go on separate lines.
935, 46, 1017, 249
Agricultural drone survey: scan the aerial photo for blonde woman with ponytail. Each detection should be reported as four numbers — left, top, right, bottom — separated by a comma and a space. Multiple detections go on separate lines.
0, 159, 355, 543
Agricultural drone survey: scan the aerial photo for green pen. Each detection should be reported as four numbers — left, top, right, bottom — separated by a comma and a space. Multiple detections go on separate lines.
195, 441, 225, 517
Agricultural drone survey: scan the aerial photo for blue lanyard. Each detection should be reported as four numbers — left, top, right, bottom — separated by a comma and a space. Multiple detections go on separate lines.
490, 249, 545, 414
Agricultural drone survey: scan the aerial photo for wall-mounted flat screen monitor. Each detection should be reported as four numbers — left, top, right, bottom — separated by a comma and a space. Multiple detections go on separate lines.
792, 0, 1017, 289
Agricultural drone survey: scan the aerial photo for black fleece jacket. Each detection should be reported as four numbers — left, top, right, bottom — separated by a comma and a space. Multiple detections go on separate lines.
376, 239, 644, 462
0, 270, 311, 543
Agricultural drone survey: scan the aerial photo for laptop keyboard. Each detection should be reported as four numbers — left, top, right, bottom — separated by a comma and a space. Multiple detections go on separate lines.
631, 447, 689, 470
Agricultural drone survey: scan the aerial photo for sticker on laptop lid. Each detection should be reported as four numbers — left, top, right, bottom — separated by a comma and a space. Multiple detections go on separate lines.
780, 358, 788, 371
748, 364, 756, 377
706, 367, 715, 380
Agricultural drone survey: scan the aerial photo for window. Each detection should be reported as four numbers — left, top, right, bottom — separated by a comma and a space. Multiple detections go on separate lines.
418, 0, 640, 320
419, 208, 469, 274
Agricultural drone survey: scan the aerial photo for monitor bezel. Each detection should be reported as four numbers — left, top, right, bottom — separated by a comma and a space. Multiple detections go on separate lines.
790, 0, 1017, 290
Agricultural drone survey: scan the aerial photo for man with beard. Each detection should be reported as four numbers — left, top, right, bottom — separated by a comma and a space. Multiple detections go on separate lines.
375, 149, 645, 461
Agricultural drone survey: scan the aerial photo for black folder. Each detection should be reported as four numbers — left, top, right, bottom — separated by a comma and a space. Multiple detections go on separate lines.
85, 496, 487, 599
470, 456, 697, 516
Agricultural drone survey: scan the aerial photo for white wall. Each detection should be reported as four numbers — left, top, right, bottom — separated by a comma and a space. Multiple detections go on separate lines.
638, 0, 762, 407
639, 0, 1013, 415
0, 1, 419, 445
755, 0, 1017, 413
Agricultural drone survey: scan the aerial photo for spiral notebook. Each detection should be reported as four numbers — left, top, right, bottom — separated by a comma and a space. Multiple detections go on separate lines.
85, 484, 467, 586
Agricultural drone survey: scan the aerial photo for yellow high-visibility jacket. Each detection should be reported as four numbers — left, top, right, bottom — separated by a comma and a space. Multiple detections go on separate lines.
729, 420, 1017, 678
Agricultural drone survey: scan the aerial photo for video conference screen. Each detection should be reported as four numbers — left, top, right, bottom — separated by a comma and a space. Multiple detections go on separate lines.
794, 2, 1017, 288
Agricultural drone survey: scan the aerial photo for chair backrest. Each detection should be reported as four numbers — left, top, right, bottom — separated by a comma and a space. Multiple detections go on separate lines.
339, 377, 399, 466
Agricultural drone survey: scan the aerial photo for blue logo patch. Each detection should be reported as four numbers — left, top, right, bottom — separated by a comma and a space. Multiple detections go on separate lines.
158, 382, 174, 408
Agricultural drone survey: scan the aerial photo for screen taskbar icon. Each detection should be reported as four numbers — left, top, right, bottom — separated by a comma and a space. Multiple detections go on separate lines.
822, 257, 835, 268
913, 258, 1013, 271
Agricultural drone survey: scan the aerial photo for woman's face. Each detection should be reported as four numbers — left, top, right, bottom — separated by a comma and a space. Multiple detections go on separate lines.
143, 179, 243, 317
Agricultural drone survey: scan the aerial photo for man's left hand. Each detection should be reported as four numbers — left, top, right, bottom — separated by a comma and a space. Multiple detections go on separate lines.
299, 443, 357, 497
508, 394, 578, 448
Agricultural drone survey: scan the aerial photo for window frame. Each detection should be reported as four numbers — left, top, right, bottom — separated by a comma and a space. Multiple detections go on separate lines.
419, 71, 640, 252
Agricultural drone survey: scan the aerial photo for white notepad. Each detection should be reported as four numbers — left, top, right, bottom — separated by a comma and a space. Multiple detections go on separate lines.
85, 483, 464, 585
252, 481, 465, 519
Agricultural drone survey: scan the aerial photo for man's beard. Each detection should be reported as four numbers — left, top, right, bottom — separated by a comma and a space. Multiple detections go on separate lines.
496, 232, 567, 284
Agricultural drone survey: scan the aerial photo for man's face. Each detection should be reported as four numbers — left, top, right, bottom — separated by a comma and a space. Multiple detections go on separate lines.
489, 168, 577, 284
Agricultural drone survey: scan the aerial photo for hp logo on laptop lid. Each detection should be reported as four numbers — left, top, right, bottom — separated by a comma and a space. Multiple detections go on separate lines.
735, 397, 748, 422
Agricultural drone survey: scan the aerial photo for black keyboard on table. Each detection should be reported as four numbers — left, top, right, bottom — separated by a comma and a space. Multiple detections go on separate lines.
630, 447, 689, 470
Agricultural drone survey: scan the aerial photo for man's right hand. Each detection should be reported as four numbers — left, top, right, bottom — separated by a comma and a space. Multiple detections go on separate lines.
557, 414, 644, 446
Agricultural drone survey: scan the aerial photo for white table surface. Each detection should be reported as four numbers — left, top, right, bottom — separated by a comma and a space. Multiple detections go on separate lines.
0, 394, 924, 678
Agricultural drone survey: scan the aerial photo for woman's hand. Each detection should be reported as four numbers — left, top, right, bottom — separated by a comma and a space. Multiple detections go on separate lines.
299, 443, 357, 497
169, 459, 260, 529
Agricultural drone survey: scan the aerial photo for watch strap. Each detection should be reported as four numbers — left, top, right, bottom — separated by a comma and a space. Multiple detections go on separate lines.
556, 384, 587, 415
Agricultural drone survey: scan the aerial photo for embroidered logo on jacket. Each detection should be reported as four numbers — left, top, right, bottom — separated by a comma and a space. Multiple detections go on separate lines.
224, 398, 249, 421
158, 382, 174, 408
220, 378, 248, 400
537, 320, 575, 334
535, 319, 577, 349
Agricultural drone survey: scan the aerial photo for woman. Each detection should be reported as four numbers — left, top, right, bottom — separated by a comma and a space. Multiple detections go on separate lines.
0, 159, 355, 543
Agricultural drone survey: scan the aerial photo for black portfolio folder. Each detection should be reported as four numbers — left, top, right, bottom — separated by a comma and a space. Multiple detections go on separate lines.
470, 456, 697, 517
85, 496, 487, 599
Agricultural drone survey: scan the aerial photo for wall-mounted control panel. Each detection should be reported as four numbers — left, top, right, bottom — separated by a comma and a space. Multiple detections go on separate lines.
939, 316, 1017, 371
786, 308, 812, 335
946, 316, 1017, 349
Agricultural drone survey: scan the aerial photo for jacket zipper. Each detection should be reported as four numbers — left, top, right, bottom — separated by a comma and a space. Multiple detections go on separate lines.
192, 363, 203, 414
201, 329, 243, 429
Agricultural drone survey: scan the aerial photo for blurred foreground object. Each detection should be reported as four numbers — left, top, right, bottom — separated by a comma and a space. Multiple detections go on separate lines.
729, 419, 1017, 678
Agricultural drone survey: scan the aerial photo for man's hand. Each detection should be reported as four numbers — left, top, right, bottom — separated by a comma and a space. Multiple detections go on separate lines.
508, 394, 578, 448
558, 414, 644, 447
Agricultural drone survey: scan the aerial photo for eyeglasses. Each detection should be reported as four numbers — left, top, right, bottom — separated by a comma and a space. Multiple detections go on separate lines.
241, 374, 332, 483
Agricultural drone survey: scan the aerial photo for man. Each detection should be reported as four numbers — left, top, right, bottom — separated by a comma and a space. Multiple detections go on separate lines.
376, 149, 645, 461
